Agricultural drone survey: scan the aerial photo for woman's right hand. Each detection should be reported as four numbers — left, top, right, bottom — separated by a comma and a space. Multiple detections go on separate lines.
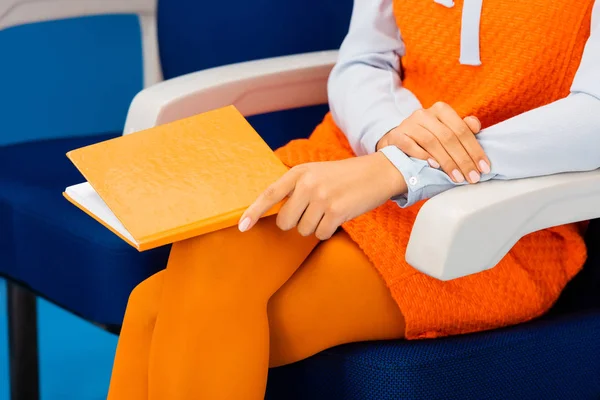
376, 102, 491, 183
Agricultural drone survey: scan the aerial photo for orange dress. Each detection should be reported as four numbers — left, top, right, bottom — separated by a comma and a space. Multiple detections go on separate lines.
275, 0, 593, 339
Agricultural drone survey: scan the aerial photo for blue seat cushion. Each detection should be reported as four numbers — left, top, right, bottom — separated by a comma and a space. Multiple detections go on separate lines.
0, 134, 170, 325
266, 310, 600, 399
1, 132, 598, 399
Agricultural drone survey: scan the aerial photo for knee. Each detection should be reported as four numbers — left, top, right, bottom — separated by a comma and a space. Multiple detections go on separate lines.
168, 219, 316, 302
124, 271, 164, 325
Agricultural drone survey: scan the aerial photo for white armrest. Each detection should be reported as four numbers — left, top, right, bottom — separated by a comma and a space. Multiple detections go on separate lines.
1, 0, 154, 30
124, 50, 338, 134
124, 48, 599, 282
406, 170, 600, 281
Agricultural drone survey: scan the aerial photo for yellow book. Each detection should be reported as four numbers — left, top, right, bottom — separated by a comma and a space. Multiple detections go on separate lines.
63, 106, 288, 251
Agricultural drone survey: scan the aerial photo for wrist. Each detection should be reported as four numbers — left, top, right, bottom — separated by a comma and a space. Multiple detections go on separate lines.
375, 136, 386, 152
375, 128, 394, 152
373, 150, 407, 197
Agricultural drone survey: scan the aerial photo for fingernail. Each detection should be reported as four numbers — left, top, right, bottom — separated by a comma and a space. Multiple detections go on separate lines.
479, 160, 491, 174
428, 158, 440, 169
238, 217, 251, 232
468, 170, 480, 183
452, 169, 465, 183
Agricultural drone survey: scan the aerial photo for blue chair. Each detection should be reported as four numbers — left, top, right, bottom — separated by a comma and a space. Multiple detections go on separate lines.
0, 1, 167, 398
0, 1, 347, 398
2, 1, 599, 400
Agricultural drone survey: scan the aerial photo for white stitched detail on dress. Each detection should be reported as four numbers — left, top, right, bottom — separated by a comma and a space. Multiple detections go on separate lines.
433, 0, 455, 7
459, 0, 484, 65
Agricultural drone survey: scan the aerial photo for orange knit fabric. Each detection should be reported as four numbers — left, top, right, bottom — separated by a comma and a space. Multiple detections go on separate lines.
395, 0, 594, 127
276, 0, 593, 339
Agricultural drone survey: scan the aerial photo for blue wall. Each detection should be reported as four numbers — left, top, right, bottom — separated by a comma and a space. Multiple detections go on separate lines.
0, 278, 118, 399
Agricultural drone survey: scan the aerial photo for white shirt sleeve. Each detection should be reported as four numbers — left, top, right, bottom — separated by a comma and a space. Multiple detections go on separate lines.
330, 0, 600, 207
327, 0, 422, 156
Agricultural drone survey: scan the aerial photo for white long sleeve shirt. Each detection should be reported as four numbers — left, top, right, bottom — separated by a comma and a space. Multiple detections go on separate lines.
328, 0, 600, 207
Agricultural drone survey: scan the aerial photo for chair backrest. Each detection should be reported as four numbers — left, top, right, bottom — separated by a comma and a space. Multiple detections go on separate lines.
156, 0, 353, 148
0, 0, 161, 146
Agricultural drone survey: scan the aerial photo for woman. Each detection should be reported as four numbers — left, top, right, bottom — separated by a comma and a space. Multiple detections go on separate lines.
108, 0, 600, 398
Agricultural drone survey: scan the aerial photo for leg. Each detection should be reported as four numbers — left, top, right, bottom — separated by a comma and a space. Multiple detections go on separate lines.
7, 281, 40, 400
108, 271, 164, 399
268, 231, 405, 367
147, 216, 319, 400
108, 221, 403, 398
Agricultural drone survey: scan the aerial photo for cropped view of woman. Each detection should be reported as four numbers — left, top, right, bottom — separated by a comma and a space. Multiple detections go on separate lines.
108, 0, 600, 398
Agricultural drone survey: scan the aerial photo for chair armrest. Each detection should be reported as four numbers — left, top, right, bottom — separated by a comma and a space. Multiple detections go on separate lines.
1, 0, 161, 87
1, 0, 154, 30
124, 48, 599, 283
123, 50, 338, 133
406, 170, 600, 281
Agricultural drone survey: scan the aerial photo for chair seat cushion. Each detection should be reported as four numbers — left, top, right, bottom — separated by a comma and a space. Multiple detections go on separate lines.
266, 310, 600, 399
0, 134, 170, 325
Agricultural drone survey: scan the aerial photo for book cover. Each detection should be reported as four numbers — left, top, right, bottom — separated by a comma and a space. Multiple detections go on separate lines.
64, 106, 288, 250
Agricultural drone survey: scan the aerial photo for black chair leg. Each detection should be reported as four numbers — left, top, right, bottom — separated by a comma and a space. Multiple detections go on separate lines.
7, 281, 40, 400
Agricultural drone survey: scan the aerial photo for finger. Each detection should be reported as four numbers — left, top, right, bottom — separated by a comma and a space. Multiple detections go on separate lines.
276, 188, 310, 231
296, 203, 325, 237
464, 116, 481, 134
387, 133, 439, 168
406, 124, 464, 182
437, 108, 489, 174
314, 212, 344, 241
419, 112, 481, 183
436, 108, 488, 176
463, 116, 491, 173
240, 169, 300, 232
375, 135, 389, 152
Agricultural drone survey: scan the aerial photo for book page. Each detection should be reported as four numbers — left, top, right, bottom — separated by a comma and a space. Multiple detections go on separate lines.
65, 182, 137, 245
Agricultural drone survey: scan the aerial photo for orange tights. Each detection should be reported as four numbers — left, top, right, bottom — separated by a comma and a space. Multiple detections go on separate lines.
107, 216, 405, 399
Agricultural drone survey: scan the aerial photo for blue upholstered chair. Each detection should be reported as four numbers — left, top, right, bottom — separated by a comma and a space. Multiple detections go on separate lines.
0, 2, 168, 399
2, 1, 599, 399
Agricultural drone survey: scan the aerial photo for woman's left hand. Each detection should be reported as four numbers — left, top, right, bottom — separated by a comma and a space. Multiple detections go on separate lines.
238, 152, 407, 240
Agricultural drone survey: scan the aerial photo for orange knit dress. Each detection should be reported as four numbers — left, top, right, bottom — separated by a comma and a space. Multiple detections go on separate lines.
275, 0, 594, 339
